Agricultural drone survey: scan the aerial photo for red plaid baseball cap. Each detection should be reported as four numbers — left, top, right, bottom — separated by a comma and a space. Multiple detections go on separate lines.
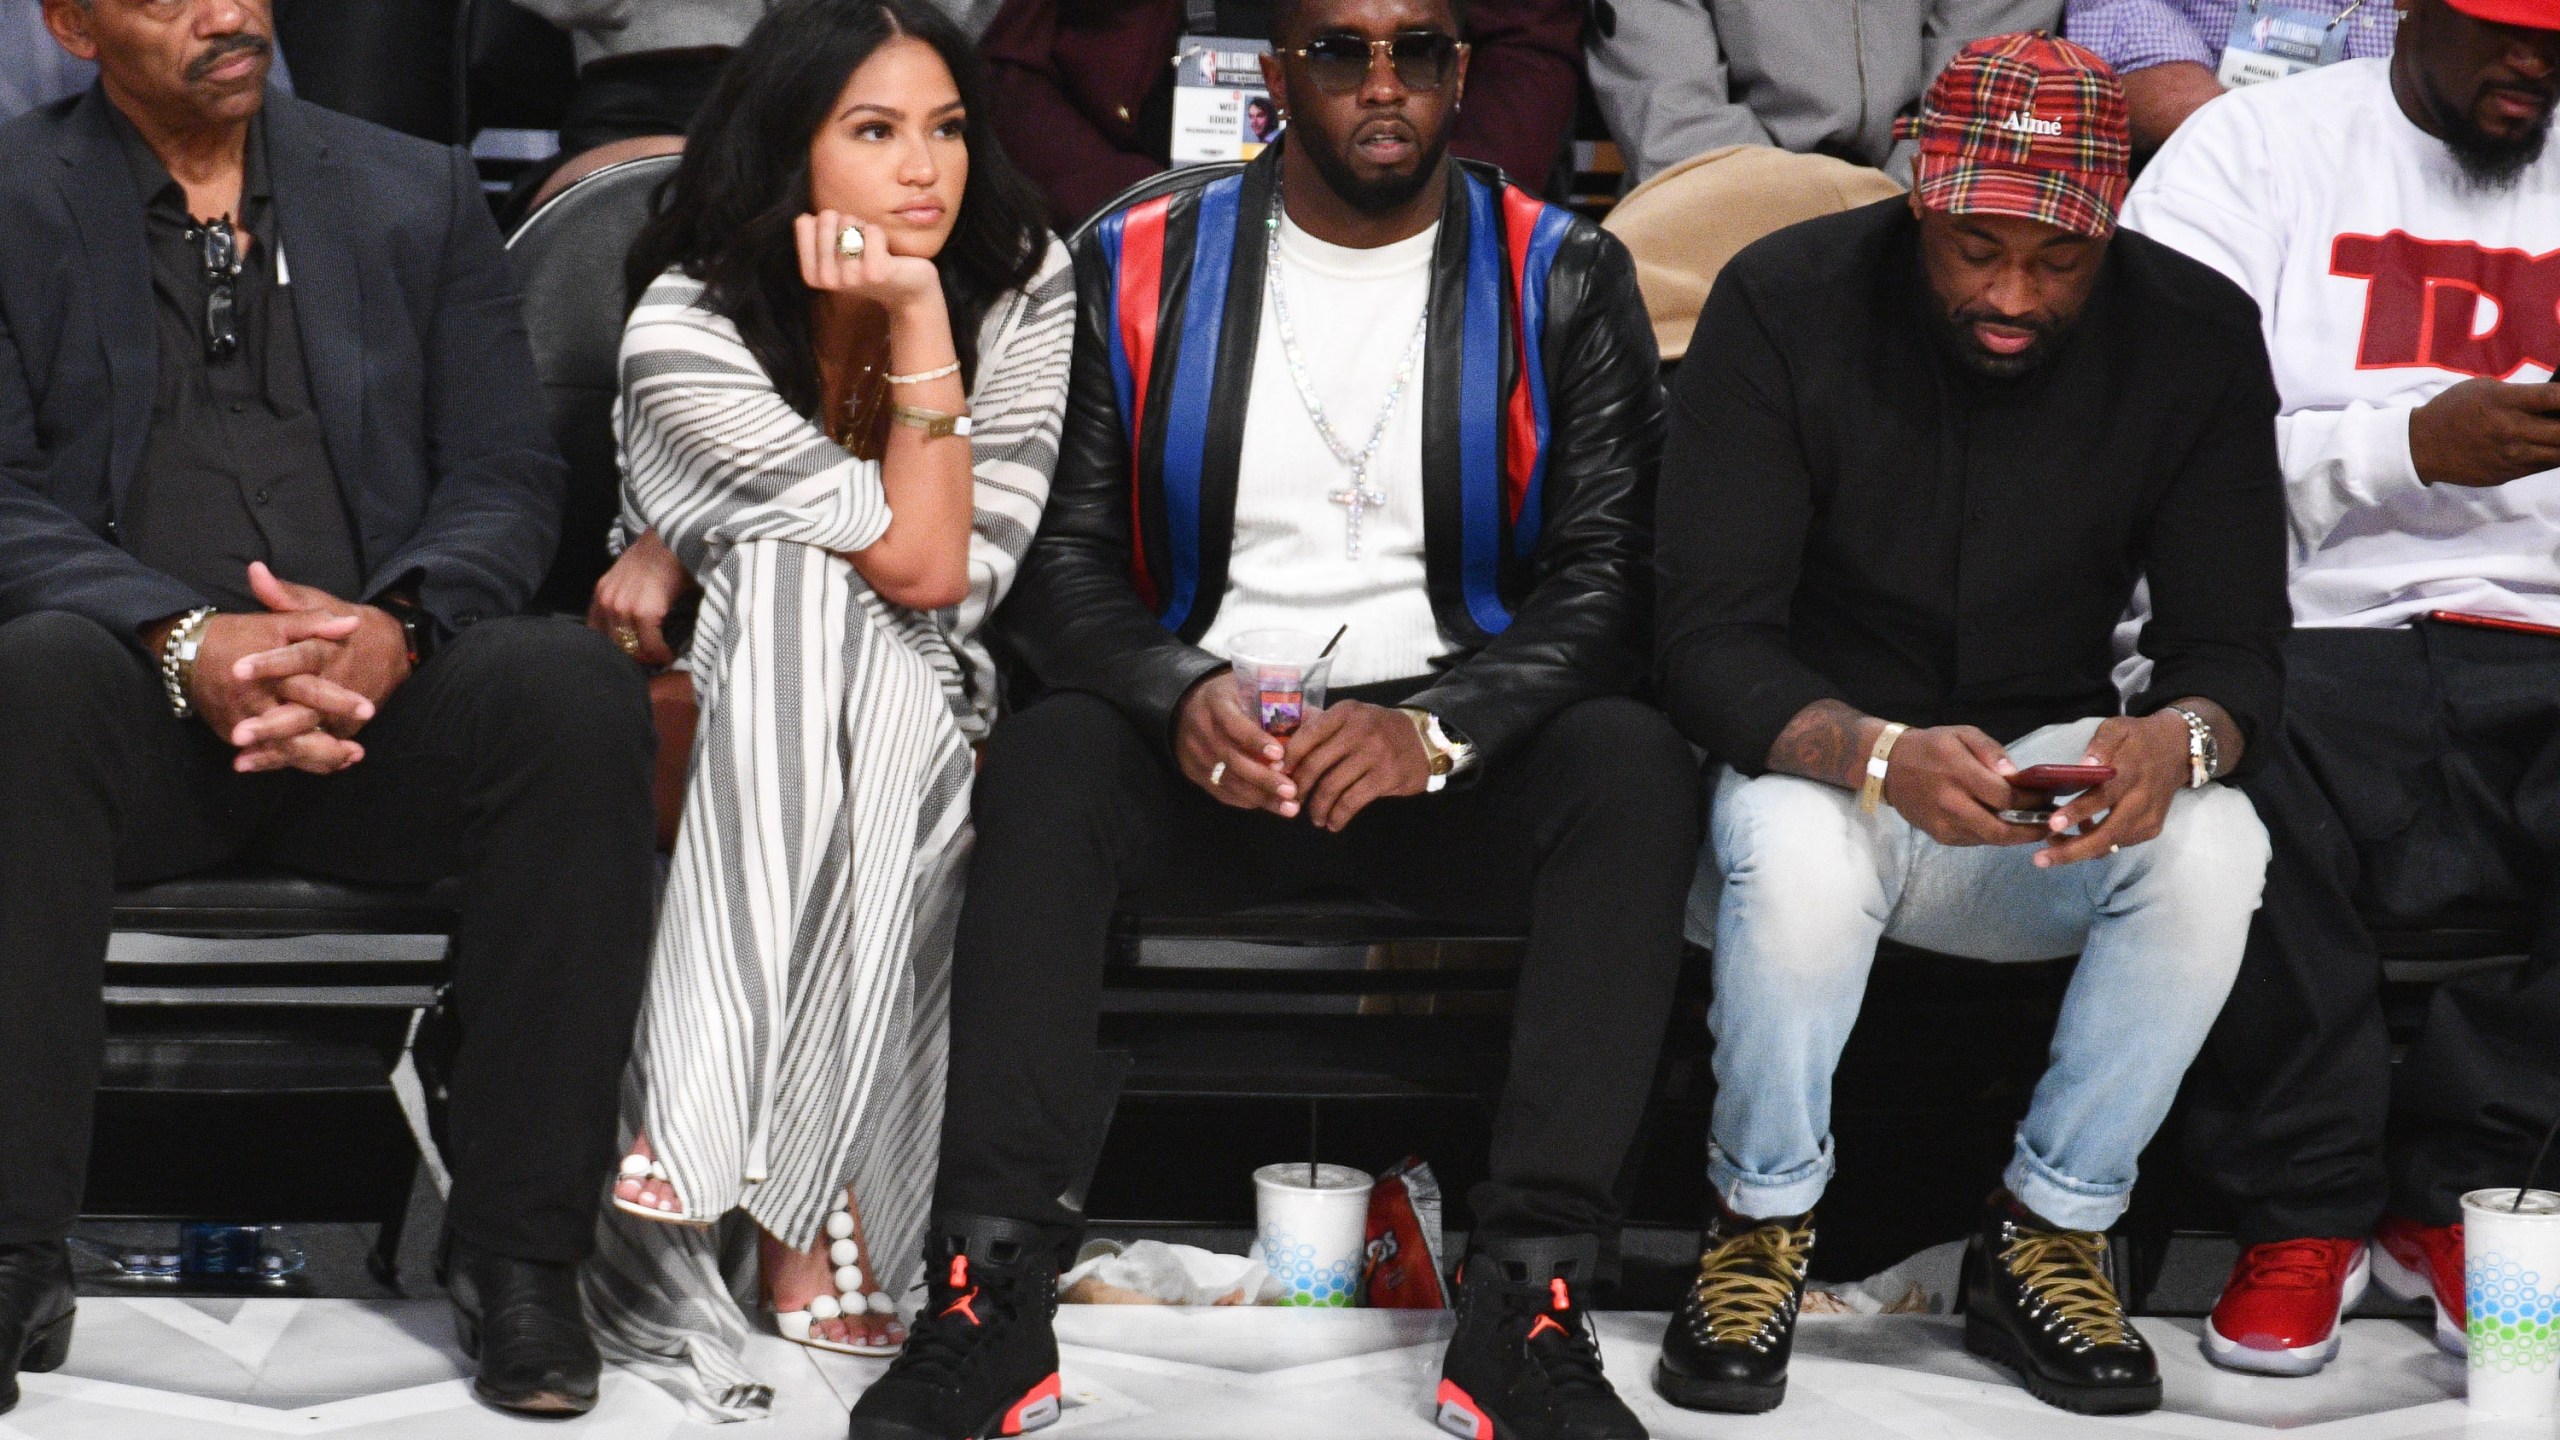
2441, 0, 2560, 27
1895, 32, 2131, 239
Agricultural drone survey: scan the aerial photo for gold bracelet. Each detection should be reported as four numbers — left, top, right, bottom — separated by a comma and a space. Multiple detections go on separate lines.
885, 360, 960, 386
1858, 721, 1909, 814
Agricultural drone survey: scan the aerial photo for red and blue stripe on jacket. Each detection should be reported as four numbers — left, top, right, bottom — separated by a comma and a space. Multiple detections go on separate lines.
1095, 167, 1575, 639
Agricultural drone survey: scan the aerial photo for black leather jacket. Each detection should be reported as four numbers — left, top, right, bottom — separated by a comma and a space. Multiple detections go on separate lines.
994, 148, 1665, 764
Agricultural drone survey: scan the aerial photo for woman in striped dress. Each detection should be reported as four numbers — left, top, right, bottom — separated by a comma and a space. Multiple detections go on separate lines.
576, 0, 1070, 1415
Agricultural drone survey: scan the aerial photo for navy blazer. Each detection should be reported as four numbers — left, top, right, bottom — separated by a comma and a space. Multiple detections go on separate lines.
0, 86, 564, 645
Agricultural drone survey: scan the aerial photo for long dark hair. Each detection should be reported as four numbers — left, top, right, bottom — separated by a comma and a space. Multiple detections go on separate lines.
623, 0, 1049, 417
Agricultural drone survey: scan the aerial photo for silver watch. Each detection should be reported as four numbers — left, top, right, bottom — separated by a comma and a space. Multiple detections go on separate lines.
2166, 705, 2218, 789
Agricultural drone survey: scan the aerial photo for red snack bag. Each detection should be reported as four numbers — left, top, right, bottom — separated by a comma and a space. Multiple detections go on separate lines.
1360, 1157, 1447, 1308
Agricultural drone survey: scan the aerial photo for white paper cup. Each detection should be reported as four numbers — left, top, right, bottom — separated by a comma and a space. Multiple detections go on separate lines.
1254, 1163, 1372, 1307
2463, 1187, 2560, 1418
1228, 629, 1333, 738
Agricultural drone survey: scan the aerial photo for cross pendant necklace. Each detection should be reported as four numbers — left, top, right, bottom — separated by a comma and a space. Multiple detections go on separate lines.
1266, 199, 1428, 561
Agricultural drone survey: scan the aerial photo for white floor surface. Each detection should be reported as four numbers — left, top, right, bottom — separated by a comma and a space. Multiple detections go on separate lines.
6, 1300, 2531, 1439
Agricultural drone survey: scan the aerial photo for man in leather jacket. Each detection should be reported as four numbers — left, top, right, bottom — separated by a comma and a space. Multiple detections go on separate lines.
848, 3, 1696, 1438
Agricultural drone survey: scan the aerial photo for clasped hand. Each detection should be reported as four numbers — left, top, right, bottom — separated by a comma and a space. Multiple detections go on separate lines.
1174, 682, 1433, 831
1881, 711, 2192, 866
183, 561, 413, 775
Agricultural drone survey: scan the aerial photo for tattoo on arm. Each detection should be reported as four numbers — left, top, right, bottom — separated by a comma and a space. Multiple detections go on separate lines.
1765, 698, 1884, 792
2169, 696, 2244, 775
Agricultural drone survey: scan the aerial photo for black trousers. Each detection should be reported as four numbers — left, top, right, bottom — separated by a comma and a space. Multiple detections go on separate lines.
2190, 622, 2560, 1241
935, 688, 1701, 1244
0, 611, 657, 1263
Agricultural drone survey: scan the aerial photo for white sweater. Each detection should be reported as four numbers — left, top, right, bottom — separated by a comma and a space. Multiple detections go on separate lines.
2121, 58, 2560, 630
1197, 215, 1452, 689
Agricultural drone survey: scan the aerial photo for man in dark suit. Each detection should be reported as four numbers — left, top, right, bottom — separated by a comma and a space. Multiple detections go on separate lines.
0, 0, 656, 1419
979, 0, 1582, 228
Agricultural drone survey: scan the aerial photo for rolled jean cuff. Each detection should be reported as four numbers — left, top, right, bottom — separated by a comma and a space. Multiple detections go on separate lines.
1708, 1136, 1833, 1220
2003, 1136, 2133, 1234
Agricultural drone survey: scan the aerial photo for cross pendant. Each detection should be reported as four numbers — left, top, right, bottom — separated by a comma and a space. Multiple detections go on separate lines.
1330, 472, 1388, 560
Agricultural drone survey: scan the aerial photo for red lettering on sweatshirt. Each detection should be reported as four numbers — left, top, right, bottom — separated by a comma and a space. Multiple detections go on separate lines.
2332, 231, 2560, 379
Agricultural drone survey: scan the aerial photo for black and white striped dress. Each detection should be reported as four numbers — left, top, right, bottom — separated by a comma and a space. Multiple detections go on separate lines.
583, 242, 1073, 1420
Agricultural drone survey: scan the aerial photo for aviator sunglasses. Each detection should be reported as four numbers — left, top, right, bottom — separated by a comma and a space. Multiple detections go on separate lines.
185, 217, 243, 362
1286, 31, 1468, 94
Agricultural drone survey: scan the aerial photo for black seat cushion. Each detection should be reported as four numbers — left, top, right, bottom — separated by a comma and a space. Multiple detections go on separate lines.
507, 152, 682, 615
113, 863, 463, 936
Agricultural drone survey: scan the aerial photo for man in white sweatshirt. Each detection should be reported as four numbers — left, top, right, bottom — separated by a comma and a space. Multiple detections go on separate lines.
2121, 0, 2560, 1383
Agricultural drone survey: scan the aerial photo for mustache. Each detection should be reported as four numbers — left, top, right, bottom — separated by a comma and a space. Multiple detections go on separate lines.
1948, 304, 2062, 343
186, 33, 270, 82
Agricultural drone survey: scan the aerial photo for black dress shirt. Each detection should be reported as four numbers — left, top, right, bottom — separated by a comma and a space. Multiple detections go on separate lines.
1655, 198, 2289, 776
111, 106, 360, 615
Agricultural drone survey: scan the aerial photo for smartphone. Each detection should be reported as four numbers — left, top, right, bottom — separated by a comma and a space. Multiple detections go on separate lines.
2427, 609, 2560, 641
1998, 764, 2115, 826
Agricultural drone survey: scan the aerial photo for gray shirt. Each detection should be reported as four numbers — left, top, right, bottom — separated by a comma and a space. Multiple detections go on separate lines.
112, 104, 360, 614
1588, 0, 2063, 185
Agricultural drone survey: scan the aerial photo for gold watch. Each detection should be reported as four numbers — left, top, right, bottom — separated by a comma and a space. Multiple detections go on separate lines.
1399, 707, 1475, 793
889, 403, 972, 439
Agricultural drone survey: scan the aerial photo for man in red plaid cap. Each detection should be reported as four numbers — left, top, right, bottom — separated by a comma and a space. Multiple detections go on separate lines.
1651, 31, 2289, 1417
2124, 0, 2560, 1384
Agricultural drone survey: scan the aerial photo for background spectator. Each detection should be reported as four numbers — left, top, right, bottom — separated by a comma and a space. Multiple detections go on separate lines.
2, 1, 93, 117
1587, 0, 2060, 186
978, 0, 1581, 229
2067, 0, 2398, 150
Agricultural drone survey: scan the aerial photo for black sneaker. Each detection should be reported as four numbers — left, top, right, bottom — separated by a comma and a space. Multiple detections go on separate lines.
1435, 1234, 1645, 1440
1651, 1204, 1812, 1414
1961, 1192, 2160, 1415
846, 1215, 1065, 1440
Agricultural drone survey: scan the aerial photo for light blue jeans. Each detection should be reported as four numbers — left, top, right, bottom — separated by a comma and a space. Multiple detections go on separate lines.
1693, 718, 2269, 1233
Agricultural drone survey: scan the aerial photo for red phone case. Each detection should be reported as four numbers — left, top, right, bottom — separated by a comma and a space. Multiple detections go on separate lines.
2427, 609, 2560, 641
2010, 764, 2115, 792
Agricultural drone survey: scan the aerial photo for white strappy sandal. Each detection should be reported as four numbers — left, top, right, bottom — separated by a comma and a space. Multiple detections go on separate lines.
771, 1206, 905, 1357
610, 1147, 716, 1228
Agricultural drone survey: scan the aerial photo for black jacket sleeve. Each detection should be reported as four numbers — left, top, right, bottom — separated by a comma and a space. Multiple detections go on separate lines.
2127, 336, 2289, 773
1403, 229, 1664, 762
0, 292, 206, 645
1652, 258, 1849, 772
996, 229, 1229, 745
361, 144, 565, 631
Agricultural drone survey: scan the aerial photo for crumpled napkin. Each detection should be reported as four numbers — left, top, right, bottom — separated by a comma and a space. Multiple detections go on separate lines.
1060, 1240, 1286, 1306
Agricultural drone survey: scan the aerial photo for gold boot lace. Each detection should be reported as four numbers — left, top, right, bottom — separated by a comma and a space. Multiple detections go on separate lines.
1687, 1218, 1815, 1347
1999, 1226, 2138, 1349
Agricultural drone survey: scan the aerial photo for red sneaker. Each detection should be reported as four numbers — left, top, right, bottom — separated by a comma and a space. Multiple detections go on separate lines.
2372, 1216, 2466, 1356
2204, 1238, 2370, 1375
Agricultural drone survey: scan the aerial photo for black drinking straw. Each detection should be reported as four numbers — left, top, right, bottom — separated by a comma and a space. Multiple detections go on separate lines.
2516, 1111, 2560, 1211
1310, 1099, 1321, 1189
1318, 624, 1348, 661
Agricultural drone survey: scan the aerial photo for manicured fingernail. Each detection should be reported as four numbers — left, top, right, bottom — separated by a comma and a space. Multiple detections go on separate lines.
1281, 803, 1299, 817
1278, 783, 1296, 798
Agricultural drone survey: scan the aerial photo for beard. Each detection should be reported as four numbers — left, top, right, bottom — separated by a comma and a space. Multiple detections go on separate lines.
1931, 301, 2078, 380
1296, 124, 1453, 216
2422, 72, 2556, 191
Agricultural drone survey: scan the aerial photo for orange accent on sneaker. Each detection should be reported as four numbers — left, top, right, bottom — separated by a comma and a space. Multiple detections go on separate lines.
1528, 1314, 1567, 1341
1433, 1379, 1492, 1440
1551, 1277, 1570, 1309
941, 1254, 981, 1325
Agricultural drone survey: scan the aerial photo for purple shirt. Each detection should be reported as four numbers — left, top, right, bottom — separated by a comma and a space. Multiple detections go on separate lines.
2065, 0, 2396, 76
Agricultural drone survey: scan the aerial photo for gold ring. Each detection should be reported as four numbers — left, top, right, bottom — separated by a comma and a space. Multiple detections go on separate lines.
836, 224, 866, 259
613, 628, 641, 656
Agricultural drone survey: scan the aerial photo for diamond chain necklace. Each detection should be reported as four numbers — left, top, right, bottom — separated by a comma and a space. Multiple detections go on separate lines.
1265, 197, 1429, 560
